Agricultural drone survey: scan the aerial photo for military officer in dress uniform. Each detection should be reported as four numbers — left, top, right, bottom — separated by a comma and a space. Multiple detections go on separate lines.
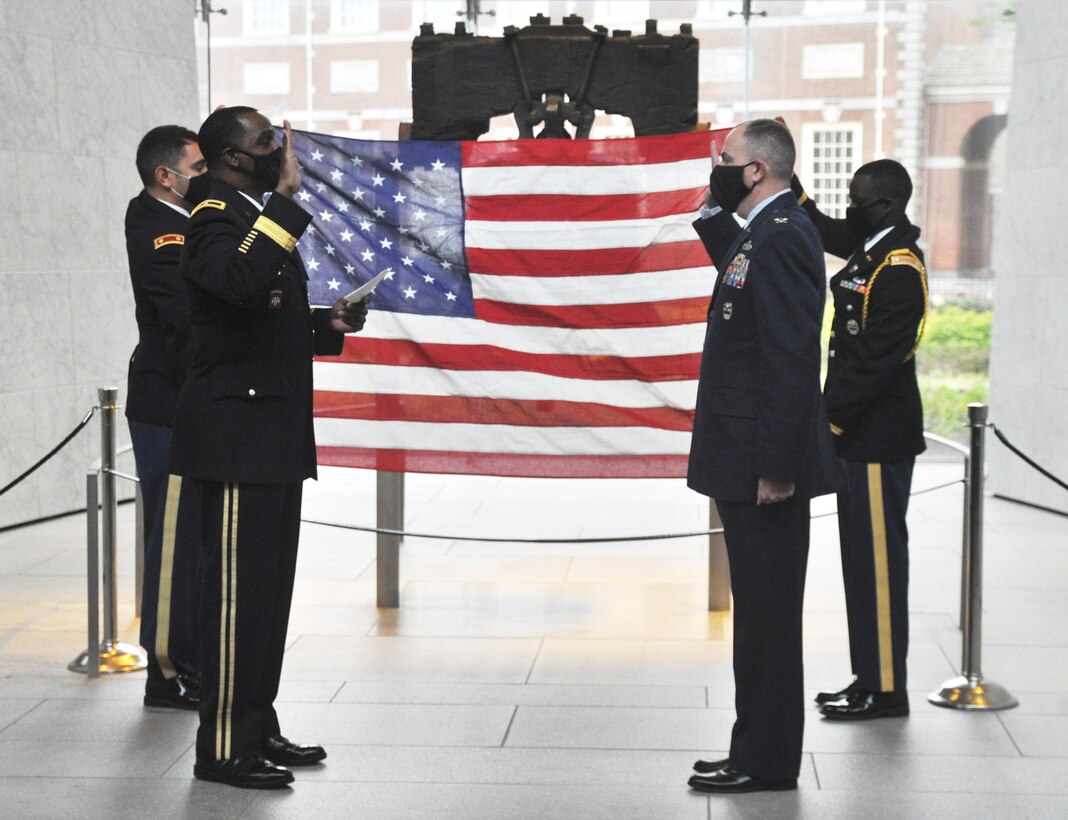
686, 120, 840, 794
170, 106, 368, 790
794, 159, 928, 720
126, 125, 213, 711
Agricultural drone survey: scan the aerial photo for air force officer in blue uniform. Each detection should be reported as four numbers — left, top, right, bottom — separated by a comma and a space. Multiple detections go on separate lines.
686, 120, 839, 794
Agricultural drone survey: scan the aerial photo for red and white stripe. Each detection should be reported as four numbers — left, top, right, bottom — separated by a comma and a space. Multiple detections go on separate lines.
313, 129, 726, 478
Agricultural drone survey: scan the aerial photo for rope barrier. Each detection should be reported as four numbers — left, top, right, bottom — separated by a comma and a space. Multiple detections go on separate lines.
301, 478, 969, 542
990, 423, 1068, 493
0, 405, 97, 497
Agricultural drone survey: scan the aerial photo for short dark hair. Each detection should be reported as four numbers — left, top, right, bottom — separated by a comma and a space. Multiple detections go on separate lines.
198, 105, 259, 169
135, 125, 198, 186
856, 158, 913, 207
741, 119, 796, 182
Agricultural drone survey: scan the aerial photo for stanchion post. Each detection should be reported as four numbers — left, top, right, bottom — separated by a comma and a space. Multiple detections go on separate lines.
708, 503, 731, 612
69, 387, 146, 676
930, 403, 1018, 711
376, 470, 403, 608
959, 451, 969, 630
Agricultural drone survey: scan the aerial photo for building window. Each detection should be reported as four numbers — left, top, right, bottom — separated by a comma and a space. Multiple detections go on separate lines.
332, 0, 379, 32
330, 59, 380, 93
700, 47, 750, 84
244, 0, 289, 35
802, 43, 865, 80
695, 1, 738, 20
802, 123, 862, 219
802, 1, 867, 14
243, 62, 291, 95
593, 1, 651, 26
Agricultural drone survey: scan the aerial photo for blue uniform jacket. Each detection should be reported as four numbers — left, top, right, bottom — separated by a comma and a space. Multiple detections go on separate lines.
687, 192, 841, 502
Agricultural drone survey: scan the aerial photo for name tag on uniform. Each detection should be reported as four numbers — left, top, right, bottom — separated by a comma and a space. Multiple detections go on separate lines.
722, 253, 750, 289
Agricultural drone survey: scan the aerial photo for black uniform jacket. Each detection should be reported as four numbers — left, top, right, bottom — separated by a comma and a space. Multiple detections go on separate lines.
803, 200, 928, 463
688, 192, 840, 503
125, 191, 191, 426
169, 181, 344, 484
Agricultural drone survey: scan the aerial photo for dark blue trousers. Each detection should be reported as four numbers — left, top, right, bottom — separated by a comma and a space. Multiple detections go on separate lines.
716, 495, 810, 781
838, 458, 914, 692
128, 419, 201, 684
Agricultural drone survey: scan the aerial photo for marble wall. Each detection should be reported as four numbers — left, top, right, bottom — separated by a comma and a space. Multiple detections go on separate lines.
988, 0, 1068, 513
0, 1, 199, 527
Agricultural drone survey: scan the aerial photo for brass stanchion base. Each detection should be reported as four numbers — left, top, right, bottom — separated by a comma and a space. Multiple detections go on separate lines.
928, 675, 1019, 711
68, 641, 148, 675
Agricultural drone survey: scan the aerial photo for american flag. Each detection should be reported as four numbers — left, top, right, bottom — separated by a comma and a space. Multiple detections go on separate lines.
290, 127, 730, 478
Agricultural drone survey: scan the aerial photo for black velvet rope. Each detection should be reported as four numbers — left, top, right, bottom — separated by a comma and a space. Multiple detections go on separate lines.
990, 423, 1068, 493
0, 406, 97, 497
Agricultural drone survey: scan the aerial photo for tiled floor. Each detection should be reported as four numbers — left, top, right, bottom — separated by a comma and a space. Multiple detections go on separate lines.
2, 455, 1067, 819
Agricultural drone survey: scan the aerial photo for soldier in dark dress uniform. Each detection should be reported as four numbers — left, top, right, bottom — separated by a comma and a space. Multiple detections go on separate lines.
686, 120, 840, 795
170, 107, 368, 790
795, 159, 928, 720
125, 125, 212, 711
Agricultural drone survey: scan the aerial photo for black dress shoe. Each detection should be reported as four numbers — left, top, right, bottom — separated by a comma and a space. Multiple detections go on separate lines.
815, 677, 859, 706
194, 755, 294, 789
692, 757, 730, 774
820, 689, 909, 721
144, 674, 201, 711
688, 764, 797, 794
262, 735, 327, 766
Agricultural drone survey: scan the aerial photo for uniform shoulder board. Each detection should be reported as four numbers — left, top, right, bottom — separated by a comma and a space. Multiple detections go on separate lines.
887, 249, 925, 274
153, 233, 184, 250
191, 199, 227, 217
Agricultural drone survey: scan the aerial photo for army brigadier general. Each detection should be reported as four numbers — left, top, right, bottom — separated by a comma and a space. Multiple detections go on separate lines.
170, 106, 368, 790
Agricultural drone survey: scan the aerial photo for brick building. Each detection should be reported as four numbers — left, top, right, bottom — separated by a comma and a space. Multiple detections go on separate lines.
195, 0, 1014, 277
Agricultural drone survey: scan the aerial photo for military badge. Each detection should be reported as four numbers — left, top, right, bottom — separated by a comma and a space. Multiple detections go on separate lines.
269, 289, 283, 310
722, 301, 734, 321
846, 319, 860, 335
741, 241, 753, 251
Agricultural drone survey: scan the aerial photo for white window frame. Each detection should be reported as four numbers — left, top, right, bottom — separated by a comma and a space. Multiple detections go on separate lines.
243, 0, 290, 35
330, 59, 380, 94
801, 43, 866, 80
243, 62, 291, 95
331, 0, 380, 33
801, 122, 863, 220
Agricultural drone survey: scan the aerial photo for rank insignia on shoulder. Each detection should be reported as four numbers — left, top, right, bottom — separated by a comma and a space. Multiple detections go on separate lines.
153, 233, 184, 250
191, 199, 227, 216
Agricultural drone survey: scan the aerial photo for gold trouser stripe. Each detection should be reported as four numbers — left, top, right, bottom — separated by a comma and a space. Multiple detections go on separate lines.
154, 475, 183, 679
216, 483, 239, 760
252, 215, 298, 252
867, 463, 895, 692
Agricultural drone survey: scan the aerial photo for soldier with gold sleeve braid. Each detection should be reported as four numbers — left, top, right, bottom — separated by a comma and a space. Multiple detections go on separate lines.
794, 159, 928, 721
170, 107, 368, 789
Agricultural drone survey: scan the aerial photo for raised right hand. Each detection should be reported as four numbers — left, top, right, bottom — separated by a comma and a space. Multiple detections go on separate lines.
275, 119, 302, 199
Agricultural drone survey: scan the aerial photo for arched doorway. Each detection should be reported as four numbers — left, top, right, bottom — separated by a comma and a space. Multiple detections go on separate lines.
959, 113, 1007, 275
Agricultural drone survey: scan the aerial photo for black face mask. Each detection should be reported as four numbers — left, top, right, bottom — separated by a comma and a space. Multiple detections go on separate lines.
845, 200, 888, 244
709, 161, 757, 214
182, 170, 213, 206
232, 145, 283, 189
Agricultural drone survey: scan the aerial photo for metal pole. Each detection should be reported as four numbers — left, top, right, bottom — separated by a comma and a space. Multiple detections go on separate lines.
376, 471, 403, 608
69, 388, 146, 675
70, 473, 102, 677
708, 503, 731, 611
929, 403, 1017, 710
959, 452, 970, 629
